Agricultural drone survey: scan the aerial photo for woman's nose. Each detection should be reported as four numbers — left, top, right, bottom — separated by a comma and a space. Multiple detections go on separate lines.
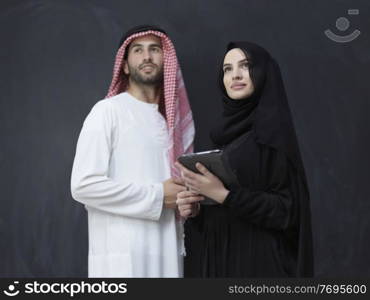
232, 69, 242, 80
232, 71, 243, 80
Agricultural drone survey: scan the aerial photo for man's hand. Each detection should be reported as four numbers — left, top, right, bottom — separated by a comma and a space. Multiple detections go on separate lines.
162, 178, 186, 209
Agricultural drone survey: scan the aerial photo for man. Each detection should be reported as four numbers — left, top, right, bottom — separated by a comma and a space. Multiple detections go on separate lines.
71, 25, 195, 277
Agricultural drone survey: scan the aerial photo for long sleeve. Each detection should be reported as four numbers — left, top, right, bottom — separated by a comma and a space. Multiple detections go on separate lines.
222, 148, 295, 231
71, 101, 164, 221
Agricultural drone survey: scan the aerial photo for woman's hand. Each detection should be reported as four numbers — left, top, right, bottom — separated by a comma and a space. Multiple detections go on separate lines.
176, 190, 203, 218
175, 162, 230, 204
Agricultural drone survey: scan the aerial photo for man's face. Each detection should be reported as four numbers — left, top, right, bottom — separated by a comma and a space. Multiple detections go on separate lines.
123, 35, 164, 85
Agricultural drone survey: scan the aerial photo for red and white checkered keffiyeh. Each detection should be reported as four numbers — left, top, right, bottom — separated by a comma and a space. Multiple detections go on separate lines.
106, 30, 195, 179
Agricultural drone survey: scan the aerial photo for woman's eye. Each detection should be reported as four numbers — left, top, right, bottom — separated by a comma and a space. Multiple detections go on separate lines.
224, 67, 231, 73
241, 62, 249, 69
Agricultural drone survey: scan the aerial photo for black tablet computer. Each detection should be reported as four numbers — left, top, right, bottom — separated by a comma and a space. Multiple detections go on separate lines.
177, 150, 239, 205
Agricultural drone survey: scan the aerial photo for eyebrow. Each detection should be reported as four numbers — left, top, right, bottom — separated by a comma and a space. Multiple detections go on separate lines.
223, 58, 248, 67
130, 43, 162, 49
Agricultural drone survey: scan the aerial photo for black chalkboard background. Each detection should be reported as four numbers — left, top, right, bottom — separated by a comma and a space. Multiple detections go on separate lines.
0, 0, 369, 277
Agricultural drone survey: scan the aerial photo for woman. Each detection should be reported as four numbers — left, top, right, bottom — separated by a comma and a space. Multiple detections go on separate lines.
176, 41, 314, 277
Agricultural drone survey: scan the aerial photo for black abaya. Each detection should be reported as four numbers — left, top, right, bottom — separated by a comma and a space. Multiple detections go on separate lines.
185, 134, 301, 277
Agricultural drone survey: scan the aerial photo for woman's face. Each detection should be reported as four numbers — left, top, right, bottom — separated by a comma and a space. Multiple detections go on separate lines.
223, 48, 255, 100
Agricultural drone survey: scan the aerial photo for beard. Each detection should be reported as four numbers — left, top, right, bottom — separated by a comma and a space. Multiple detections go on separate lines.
127, 63, 164, 86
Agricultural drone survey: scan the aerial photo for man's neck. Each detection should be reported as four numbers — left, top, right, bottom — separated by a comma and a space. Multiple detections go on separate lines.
126, 81, 161, 104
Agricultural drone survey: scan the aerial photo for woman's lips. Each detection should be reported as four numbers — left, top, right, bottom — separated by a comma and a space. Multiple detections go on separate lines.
231, 83, 246, 90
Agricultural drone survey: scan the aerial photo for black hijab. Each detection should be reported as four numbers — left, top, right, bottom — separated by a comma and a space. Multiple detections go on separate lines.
211, 42, 306, 176
211, 41, 314, 277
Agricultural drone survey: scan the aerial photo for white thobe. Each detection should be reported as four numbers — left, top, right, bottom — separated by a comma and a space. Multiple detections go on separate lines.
71, 92, 183, 277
